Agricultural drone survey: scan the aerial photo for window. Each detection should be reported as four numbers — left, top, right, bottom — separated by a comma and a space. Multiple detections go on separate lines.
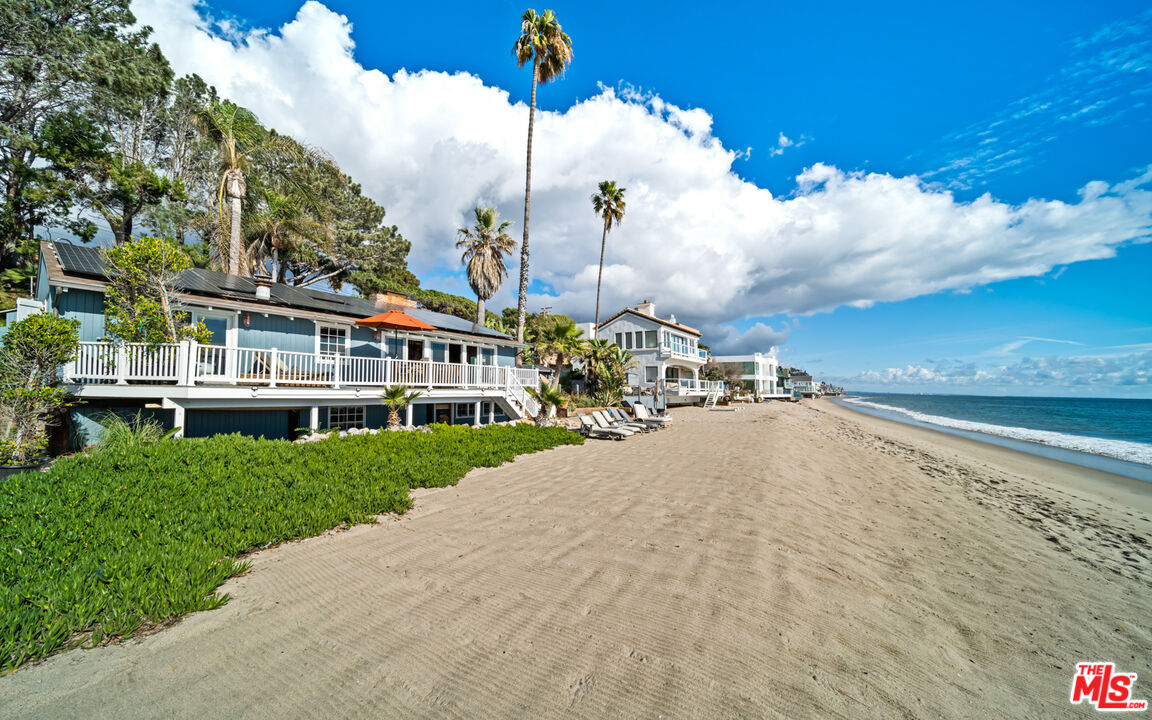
615, 332, 623, 347
634, 331, 643, 349
645, 366, 658, 382
318, 325, 348, 356
644, 330, 657, 348
328, 406, 364, 429
456, 403, 475, 417
625, 333, 633, 349
668, 333, 691, 356
481, 402, 492, 417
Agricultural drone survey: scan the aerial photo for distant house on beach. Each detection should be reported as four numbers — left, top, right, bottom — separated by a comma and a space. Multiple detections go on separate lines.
29, 241, 543, 444
710, 352, 786, 397
791, 372, 821, 398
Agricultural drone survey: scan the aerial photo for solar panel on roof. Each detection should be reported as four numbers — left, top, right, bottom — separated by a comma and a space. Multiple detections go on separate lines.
54, 243, 106, 277
49, 241, 514, 341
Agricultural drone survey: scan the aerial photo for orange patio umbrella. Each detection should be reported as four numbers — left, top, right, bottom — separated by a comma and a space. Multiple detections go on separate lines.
356, 310, 436, 331
357, 310, 437, 360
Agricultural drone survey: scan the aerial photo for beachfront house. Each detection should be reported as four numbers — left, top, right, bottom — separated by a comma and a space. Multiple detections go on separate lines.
777, 367, 792, 393
30, 241, 542, 445
590, 300, 721, 406
791, 372, 821, 398
710, 352, 785, 397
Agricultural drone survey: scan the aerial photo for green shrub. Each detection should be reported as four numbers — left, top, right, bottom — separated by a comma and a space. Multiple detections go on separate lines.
0, 424, 581, 671
96, 411, 169, 451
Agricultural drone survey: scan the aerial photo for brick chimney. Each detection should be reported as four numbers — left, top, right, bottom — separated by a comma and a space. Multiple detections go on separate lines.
636, 299, 656, 317
371, 291, 417, 309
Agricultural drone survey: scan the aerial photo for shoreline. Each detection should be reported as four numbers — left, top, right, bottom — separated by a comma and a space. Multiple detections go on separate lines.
820, 398, 1152, 515
829, 395, 1152, 483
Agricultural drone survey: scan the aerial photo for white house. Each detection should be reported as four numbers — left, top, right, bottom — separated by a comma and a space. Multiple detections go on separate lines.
710, 352, 783, 396
590, 300, 720, 405
791, 373, 822, 398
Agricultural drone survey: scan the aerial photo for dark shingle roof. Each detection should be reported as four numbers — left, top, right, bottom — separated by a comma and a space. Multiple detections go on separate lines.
49, 242, 513, 341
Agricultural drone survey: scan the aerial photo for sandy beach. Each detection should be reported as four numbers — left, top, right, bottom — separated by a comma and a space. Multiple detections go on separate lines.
2, 401, 1149, 719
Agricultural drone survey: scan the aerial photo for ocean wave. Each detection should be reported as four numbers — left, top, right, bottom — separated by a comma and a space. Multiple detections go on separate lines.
841, 398, 1152, 466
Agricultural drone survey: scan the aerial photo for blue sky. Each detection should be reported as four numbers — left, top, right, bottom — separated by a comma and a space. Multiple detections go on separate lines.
134, 0, 1152, 396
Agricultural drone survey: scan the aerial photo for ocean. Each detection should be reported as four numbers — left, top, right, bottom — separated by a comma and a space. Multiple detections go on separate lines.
836, 393, 1152, 482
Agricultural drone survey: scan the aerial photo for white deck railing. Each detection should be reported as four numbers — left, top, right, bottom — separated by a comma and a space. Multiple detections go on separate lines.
65, 341, 539, 397
667, 378, 724, 395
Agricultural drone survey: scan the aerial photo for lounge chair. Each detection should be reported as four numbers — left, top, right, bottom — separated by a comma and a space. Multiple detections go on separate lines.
577, 413, 628, 440
606, 408, 655, 432
591, 410, 640, 435
609, 408, 662, 431
633, 403, 672, 425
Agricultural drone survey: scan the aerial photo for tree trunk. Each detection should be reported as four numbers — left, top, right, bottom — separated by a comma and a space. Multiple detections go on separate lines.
228, 193, 242, 275
594, 218, 608, 327
515, 55, 540, 358
475, 296, 486, 326
122, 213, 133, 244
158, 285, 178, 343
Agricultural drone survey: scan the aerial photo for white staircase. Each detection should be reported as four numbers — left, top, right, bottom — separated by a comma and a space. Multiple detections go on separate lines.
703, 387, 722, 410
504, 369, 540, 420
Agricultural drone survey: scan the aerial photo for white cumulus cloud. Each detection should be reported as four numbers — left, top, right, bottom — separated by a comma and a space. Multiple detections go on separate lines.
838, 351, 1152, 393
134, 0, 1152, 356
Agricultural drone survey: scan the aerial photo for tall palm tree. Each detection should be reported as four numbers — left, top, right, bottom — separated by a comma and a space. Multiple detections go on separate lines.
512, 8, 573, 347
535, 320, 587, 388
456, 206, 516, 325
195, 101, 323, 276
193, 101, 264, 275
590, 180, 626, 327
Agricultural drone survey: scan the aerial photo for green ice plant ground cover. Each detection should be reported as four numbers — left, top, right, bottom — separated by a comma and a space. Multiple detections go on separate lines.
0, 424, 582, 672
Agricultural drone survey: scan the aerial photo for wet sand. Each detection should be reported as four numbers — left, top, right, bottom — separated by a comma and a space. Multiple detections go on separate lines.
2, 401, 1149, 718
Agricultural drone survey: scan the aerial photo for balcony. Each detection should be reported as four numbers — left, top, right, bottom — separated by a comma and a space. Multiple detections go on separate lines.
663, 344, 706, 363
666, 378, 724, 396
65, 341, 539, 394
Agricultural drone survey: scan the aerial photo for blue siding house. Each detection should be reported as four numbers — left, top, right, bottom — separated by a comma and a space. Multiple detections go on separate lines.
33, 241, 539, 444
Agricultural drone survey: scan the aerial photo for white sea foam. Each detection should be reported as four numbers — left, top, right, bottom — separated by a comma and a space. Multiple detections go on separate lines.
841, 398, 1152, 466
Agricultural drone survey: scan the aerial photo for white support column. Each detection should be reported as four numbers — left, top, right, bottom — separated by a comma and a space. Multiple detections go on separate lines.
115, 345, 128, 385
473, 400, 481, 428
269, 347, 279, 387
309, 406, 320, 432
488, 402, 495, 425
174, 342, 188, 388
171, 403, 185, 438
185, 341, 198, 385
227, 345, 238, 386
405, 403, 414, 427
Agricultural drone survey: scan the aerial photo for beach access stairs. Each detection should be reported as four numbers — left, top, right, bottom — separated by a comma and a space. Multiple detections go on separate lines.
703, 387, 722, 410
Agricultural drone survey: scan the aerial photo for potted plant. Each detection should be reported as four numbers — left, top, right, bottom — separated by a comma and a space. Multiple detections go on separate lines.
0, 313, 80, 478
